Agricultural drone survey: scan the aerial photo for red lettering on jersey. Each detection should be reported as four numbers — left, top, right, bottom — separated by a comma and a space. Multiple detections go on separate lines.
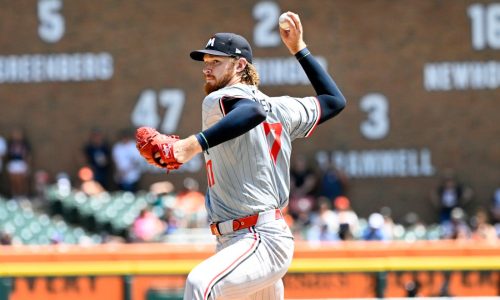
206, 159, 215, 187
262, 122, 283, 164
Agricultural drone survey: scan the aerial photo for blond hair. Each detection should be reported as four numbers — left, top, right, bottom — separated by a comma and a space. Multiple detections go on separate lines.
239, 63, 260, 87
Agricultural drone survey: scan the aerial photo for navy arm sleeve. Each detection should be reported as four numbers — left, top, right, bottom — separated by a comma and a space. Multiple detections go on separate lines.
195, 98, 266, 151
295, 48, 346, 124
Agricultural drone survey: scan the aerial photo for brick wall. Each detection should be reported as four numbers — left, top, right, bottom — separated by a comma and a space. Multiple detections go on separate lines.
0, 0, 498, 223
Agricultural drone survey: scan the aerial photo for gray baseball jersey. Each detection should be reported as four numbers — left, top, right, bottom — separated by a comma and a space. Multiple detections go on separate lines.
202, 83, 320, 223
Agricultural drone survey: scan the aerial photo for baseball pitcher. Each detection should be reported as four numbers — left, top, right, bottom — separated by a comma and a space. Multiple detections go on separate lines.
136, 11, 346, 300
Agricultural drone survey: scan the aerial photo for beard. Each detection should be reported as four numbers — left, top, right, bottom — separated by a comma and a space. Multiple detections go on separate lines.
204, 71, 234, 95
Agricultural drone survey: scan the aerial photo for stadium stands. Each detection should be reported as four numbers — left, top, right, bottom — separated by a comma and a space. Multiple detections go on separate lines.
0, 196, 100, 245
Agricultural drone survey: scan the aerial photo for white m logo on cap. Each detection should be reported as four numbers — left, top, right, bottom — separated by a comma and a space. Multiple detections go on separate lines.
206, 38, 215, 48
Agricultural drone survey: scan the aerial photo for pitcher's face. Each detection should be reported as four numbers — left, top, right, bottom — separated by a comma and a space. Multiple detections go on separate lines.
202, 55, 238, 94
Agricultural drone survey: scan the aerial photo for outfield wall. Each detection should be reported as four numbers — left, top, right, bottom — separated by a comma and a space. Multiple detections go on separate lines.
1, 240, 499, 299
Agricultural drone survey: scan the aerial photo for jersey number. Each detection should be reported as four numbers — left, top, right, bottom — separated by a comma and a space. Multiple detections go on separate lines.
206, 160, 215, 187
263, 122, 283, 164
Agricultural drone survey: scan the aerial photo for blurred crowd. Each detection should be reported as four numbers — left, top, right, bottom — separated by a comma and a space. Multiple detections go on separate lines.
285, 155, 499, 244
0, 127, 499, 246
0, 127, 143, 200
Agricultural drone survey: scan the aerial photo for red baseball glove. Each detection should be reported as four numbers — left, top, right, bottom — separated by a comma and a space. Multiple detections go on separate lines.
135, 127, 182, 171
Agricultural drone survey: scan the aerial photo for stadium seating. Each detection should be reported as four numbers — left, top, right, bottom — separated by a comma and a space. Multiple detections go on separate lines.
2, 185, 460, 246
46, 185, 152, 238
0, 196, 100, 245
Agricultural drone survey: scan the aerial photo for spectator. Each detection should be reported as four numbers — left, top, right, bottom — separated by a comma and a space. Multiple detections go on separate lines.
362, 212, 389, 241
317, 161, 348, 201
82, 128, 112, 189
0, 134, 7, 195
173, 177, 207, 228
77, 166, 106, 197
112, 129, 143, 192
33, 169, 50, 209
289, 154, 317, 224
490, 184, 500, 226
161, 207, 180, 235
334, 196, 359, 240
55, 172, 72, 196
130, 208, 165, 242
380, 206, 396, 240
403, 212, 427, 241
0, 134, 5, 165
470, 207, 497, 241
430, 170, 474, 225
440, 207, 471, 240
288, 195, 314, 238
149, 180, 176, 215
0, 230, 12, 245
306, 197, 339, 241
6, 127, 32, 199
290, 154, 317, 199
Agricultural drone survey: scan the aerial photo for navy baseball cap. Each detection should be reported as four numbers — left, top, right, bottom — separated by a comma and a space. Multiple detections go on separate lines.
190, 33, 253, 63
